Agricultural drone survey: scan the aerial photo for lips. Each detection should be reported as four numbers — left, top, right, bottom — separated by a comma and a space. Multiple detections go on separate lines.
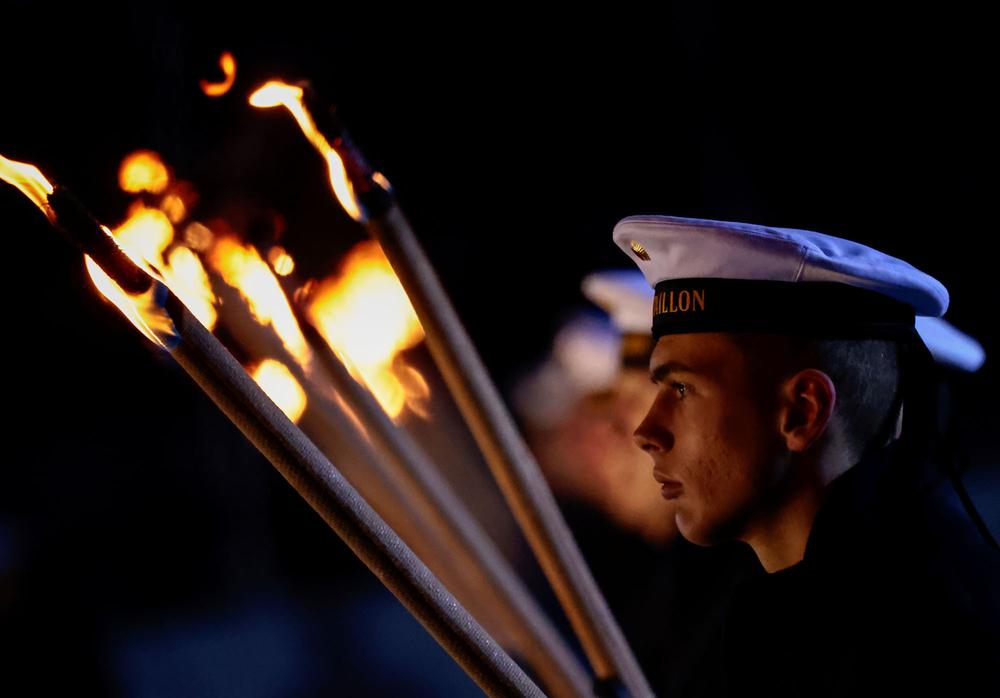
659, 481, 683, 500
653, 469, 683, 500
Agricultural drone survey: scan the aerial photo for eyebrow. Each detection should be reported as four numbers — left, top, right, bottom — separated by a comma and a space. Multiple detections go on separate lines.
649, 360, 700, 385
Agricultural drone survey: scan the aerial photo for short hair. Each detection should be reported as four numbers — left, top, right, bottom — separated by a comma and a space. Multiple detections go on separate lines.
728, 333, 900, 458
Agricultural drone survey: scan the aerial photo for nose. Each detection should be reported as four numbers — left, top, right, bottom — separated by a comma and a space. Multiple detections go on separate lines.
633, 406, 673, 454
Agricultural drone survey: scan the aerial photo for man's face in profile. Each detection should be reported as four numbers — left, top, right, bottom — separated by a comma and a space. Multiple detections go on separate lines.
634, 332, 787, 546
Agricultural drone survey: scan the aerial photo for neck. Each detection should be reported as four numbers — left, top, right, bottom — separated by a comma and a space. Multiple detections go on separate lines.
741, 444, 854, 573
742, 486, 823, 572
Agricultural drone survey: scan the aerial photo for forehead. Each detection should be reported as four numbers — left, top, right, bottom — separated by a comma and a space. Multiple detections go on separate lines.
649, 332, 748, 378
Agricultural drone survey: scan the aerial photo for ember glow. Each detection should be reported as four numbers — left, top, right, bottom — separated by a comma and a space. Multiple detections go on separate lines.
252, 359, 307, 423
200, 51, 237, 97
208, 237, 311, 365
308, 241, 429, 420
183, 221, 215, 251
160, 193, 187, 224
267, 246, 296, 276
118, 150, 170, 195
0, 153, 55, 220
248, 80, 363, 222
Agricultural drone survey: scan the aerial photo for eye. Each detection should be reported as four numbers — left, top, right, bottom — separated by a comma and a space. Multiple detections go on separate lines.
671, 381, 689, 399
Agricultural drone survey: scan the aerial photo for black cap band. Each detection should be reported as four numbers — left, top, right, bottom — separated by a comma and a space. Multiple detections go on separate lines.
652, 279, 916, 340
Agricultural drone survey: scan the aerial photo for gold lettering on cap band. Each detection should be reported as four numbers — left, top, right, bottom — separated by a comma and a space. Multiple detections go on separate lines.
653, 288, 705, 316
693, 289, 705, 311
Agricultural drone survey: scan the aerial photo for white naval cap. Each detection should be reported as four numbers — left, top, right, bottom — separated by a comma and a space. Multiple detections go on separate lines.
613, 215, 949, 340
581, 270, 653, 335
581, 269, 657, 366
584, 268, 984, 374
510, 313, 622, 428
915, 316, 986, 373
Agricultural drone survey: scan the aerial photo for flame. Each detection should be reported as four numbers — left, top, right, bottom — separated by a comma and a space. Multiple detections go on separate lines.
0, 153, 55, 220
162, 246, 217, 330
200, 51, 237, 97
252, 359, 307, 423
113, 203, 174, 267
208, 237, 311, 365
85, 257, 175, 347
85, 210, 187, 345
249, 80, 362, 222
307, 241, 429, 419
392, 357, 431, 420
119, 151, 170, 195
0, 153, 179, 346
267, 246, 296, 276
111, 204, 217, 332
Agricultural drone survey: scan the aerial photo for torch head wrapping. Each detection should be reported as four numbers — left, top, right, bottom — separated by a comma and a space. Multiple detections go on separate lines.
49, 186, 153, 295
300, 85, 394, 219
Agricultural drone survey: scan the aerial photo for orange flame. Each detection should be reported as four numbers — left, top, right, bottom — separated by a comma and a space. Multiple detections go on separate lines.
114, 203, 174, 266
84, 257, 175, 347
0, 153, 56, 220
252, 359, 307, 423
248, 80, 363, 222
84, 218, 178, 344
108, 204, 214, 330
0, 153, 180, 345
208, 237, 311, 365
200, 52, 237, 97
307, 241, 429, 420
163, 246, 218, 330
119, 151, 170, 195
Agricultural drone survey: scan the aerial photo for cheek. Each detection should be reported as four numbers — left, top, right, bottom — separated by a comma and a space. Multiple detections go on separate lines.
674, 414, 770, 541
686, 446, 745, 512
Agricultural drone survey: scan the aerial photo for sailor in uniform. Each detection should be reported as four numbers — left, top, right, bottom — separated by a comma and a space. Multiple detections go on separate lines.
614, 214, 1000, 696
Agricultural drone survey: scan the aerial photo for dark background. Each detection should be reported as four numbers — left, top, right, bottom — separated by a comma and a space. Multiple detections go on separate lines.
1, 2, 997, 696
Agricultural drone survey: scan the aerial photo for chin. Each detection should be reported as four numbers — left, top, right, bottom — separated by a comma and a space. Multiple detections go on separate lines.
677, 513, 727, 547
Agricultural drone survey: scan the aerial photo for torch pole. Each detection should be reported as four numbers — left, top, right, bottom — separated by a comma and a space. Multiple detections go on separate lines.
209, 277, 478, 628
161, 292, 544, 698
365, 204, 652, 698
4, 165, 558, 696
300, 95, 650, 693
212, 275, 589, 695
296, 314, 593, 698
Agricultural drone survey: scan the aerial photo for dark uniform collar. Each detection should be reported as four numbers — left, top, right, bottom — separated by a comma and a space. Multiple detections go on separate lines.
803, 447, 886, 563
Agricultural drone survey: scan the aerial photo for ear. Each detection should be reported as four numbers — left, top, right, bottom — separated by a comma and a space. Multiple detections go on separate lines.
777, 369, 836, 453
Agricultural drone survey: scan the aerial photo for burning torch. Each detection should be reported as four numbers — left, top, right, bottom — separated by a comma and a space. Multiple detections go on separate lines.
0, 153, 543, 698
249, 81, 653, 698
